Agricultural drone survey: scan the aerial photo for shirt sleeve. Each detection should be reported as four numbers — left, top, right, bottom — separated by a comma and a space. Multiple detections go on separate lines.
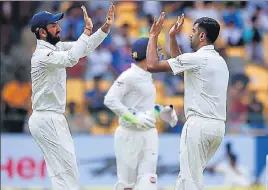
41, 29, 108, 68
59, 29, 108, 57
167, 53, 201, 75
39, 33, 95, 68
104, 72, 131, 117
83, 29, 108, 56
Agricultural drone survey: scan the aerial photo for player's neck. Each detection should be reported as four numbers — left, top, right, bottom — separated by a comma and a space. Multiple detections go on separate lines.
196, 42, 212, 51
136, 60, 147, 71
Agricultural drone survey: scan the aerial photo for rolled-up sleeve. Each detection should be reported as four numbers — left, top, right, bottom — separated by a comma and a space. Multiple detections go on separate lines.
167, 53, 201, 75
104, 73, 131, 117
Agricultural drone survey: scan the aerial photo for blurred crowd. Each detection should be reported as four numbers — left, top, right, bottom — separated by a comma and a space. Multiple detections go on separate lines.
1, 1, 268, 135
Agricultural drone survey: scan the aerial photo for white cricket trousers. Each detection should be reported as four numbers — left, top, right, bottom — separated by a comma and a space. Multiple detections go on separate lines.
175, 115, 225, 190
114, 126, 158, 187
28, 111, 79, 190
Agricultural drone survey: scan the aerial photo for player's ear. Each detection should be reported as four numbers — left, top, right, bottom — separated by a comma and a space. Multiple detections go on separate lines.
200, 32, 206, 42
39, 28, 47, 38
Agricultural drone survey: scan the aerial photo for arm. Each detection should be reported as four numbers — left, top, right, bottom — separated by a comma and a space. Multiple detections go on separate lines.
59, 29, 108, 54
104, 74, 156, 128
169, 35, 182, 58
83, 2, 115, 54
60, 3, 115, 54
147, 12, 188, 73
147, 35, 173, 73
40, 33, 99, 68
104, 74, 131, 117
169, 14, 184, 57
146, 13, 171, 73
147, 35, 200, 74
83, 29, 108, 56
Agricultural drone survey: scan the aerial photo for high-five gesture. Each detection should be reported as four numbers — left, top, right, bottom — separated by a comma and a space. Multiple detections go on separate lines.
149, 12, 165, 37
101, 2, 115, 33
106, 2, 115, 26
81, 5, 93, 31
169, 13, 185, 37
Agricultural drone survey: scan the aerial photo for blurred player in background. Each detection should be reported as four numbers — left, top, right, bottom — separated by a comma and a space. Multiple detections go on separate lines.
207, 153, 250, 187
146, 12, 229, 190
28, 4, 115, 190
104, 37, 178, 190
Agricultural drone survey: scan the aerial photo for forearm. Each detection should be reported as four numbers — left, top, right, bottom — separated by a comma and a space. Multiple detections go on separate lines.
83, 28, 108, 56
101, 22, 112, 34
147, 35, 160, 68
146, 36, 172, 73
170, 35, 182, 58
104, 96, 129, 118
57, 33, 94, 67
83, 28, 92, 36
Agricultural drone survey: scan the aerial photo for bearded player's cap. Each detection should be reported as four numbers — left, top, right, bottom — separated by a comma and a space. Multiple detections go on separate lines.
30, 11, 64, 33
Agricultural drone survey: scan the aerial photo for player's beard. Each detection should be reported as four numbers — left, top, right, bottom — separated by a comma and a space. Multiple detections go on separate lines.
45, 29, 60, 46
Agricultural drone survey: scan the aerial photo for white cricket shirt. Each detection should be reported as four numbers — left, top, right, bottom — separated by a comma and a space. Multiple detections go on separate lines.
167, 45, 229, 121
31, 29, 108, 114
104, 63, 156, 128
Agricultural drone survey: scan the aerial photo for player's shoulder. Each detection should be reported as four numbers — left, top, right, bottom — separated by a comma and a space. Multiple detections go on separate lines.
177, 52, 201, 61
32, 47, 53, 60
116, 68, 135, 84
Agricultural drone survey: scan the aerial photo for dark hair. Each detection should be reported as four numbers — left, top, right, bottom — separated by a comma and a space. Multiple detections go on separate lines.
256, 6, 261, 11
35, 31, 41, 39
251, 15, 257, 23
194, 17, 220, 44
230, 154, 237, 162
146, 14, 154, 25
34, 26, 49, 40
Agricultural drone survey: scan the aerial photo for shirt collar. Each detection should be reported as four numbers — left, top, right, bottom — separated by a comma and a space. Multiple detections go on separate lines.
37, 39, 57, 50
197, 45, 215, 52
131, 63, 152, 77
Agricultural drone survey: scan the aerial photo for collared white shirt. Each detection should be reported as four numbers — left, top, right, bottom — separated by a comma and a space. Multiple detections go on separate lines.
104, 63, 156, 128
31, 29, 108, 114
168, 45, 229, 121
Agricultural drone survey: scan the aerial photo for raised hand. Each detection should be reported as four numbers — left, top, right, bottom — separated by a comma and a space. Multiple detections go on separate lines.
169, 13, 184, 37
149, 12, 165, 37
106, 2, 115, 25
81, 5, 93, 30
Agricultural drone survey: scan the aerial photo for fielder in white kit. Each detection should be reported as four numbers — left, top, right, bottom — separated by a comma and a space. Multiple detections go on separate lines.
104, 38, 178, 190
146, 13, 229, 190
28, 4, 115, 189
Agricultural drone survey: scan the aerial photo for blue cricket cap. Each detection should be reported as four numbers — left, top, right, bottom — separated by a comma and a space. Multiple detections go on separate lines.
30, 11, 64, 33
131, 38, 149, 61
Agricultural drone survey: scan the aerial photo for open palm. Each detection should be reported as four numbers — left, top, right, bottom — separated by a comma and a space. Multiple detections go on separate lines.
106, 2, 115, 25
149, 12, 165, 37
169, 14, 185, 37
81, 5, 93, 29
